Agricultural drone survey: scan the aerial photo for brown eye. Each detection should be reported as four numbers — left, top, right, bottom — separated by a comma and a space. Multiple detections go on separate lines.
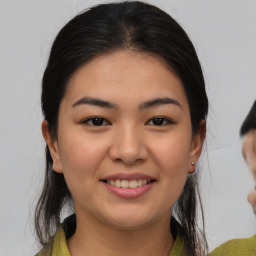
82, 117, 110, 126
147, 117, 172, 126
152, 118, 164, 125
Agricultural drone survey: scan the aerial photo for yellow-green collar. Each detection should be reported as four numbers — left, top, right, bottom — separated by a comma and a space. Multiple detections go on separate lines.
43, 226, 186, 256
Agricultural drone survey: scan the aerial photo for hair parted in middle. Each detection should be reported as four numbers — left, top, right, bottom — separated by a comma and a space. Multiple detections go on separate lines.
36, 2, 209, 255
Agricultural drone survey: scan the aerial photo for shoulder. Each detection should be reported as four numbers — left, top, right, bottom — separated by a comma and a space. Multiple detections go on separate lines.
36, 214, 76, 256
210, 235, 256, 256
36, 228, 69, 256
169, 233, 187, 256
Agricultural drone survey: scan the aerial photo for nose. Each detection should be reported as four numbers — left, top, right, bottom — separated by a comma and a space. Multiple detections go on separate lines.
109, 125, 148, 165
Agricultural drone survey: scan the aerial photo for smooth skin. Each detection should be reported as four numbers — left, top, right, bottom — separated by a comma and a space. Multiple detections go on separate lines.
42, 51, 205, 256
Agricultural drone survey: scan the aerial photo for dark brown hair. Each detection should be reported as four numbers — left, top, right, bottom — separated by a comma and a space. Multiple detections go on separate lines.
240, 100, 256, 136
35, 1, 208, 255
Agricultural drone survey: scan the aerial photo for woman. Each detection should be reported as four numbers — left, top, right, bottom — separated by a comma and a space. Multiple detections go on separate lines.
35, 1, 209, 255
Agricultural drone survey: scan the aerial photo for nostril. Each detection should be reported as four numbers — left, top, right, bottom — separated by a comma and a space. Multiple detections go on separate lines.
109, 137, 148, 165
112, 156, 144, 166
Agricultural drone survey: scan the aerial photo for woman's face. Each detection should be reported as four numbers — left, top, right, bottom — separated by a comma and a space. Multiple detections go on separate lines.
43, 50, 204, 230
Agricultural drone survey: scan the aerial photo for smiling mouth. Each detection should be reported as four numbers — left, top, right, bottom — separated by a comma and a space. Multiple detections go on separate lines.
102, 179, 156, 189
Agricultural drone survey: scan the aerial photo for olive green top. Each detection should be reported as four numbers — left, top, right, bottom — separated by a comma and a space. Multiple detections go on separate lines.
38, 224, 256, 256
210, 235, 256, 256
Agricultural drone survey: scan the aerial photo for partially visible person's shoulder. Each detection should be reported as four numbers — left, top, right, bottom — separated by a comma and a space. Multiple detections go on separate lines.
210, 235, 256, 256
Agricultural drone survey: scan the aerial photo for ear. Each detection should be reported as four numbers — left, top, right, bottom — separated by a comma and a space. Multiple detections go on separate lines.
188, 120, 206, 174
41, 120, 63, 173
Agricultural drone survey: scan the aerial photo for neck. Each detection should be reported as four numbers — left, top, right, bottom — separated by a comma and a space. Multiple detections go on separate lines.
67, 212, 174, 256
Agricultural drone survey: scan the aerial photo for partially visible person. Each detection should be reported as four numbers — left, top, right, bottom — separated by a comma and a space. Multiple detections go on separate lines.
211, 100, 256, 255
241, 100, 256, 214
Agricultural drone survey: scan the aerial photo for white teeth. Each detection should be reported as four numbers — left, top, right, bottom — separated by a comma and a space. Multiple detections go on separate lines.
121, 180, 129, 188
115, 179, 121, 188
107, 179, 151, 188
129, 180, 137, 188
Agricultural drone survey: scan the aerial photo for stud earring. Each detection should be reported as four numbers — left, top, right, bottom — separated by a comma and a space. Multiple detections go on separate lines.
189, 161, 196, 174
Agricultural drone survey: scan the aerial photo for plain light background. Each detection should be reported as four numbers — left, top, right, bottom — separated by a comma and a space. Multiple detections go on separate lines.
0, 0, 255, 255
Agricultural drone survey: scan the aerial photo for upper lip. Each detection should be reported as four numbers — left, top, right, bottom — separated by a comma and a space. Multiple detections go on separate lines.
101, 173, 156, 181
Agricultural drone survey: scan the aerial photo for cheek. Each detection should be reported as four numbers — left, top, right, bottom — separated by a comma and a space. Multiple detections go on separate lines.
58, 132, 109, 178
150, 134, 191, 202
152, 135, 192, 173
150, 140, 189, 213
57, 134, 110, 204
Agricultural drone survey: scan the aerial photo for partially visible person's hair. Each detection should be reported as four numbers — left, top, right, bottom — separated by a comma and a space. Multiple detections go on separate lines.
35, 1, 208, 255
240, 100, 256, 136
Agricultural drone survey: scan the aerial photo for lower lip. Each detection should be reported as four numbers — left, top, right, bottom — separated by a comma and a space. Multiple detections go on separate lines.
102, 182, 155, 199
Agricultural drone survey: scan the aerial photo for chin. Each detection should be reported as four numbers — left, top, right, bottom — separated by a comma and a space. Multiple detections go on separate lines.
101, 209, 156, 231
107, 218, 153, 231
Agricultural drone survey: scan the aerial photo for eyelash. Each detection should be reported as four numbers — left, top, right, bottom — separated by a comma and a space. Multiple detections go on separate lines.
146, 117, 173, 126
82, 117, 111, 126
82, 116, 173, 126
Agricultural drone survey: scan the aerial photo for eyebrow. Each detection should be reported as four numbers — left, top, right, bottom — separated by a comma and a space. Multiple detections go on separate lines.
72, 97, 118, 109
139, 97, 182, 109
72, 96, 182, 110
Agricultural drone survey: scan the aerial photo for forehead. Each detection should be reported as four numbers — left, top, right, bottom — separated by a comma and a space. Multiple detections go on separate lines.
63, 50, 188, 109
